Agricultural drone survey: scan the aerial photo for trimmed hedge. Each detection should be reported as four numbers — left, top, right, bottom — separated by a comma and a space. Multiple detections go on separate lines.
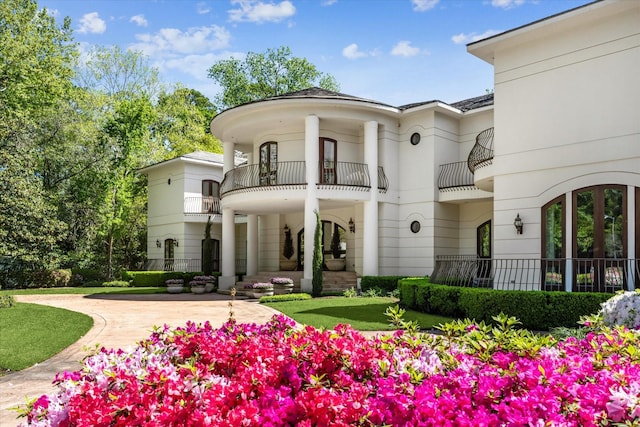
398, 278, 612, 330
259, 293, 312, 303
121, 271, 221, 287
360, 276, 407, 293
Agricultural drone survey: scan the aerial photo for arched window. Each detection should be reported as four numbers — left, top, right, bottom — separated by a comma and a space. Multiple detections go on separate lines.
164, 239, 175, 271
259, 141, 277, 185
541, 196, 565, 290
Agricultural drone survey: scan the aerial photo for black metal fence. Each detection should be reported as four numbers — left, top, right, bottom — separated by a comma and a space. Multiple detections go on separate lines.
145, 258, 202, 272
438, 161, 475, 190
431, 255, 639, 293
467, 127, 494, 173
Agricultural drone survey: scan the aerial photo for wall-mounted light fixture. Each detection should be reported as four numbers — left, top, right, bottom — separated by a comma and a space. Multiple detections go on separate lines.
156, 239, 161, 248
174, 239, 179, 247
167, 178, 171, 185
284, 224, 290, 233
348, 218, 355, 233
514, 213, 524, 235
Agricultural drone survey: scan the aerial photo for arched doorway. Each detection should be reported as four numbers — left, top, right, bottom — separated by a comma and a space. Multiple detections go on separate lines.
297, 221, 347, 271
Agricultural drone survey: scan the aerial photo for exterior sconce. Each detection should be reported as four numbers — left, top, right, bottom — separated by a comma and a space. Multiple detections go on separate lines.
284, 224, 290, 233
348, 218, 355, 233
174, 239, 179, 247
156, 239, 161, 248
167, 178, 171, 185
514, 213, 523, 235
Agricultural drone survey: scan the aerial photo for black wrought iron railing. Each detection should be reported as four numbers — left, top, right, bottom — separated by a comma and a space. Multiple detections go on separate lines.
438, 161, 475, 190
184, 196, 221, 214
431, 255, 639, 293
221, 161, 306, 195
378, 166, 389, 193
318, 161, 370, 189
145, 258, 202, 272
221, 161, 388, 195
467, 127, 494, 173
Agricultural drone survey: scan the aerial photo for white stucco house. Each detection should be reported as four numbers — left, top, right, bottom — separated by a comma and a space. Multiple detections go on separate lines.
142, 0, 639, 294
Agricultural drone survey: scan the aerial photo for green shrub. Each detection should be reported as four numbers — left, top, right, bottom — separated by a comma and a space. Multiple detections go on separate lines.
71, 268, 104, 285
399, 279, 614, 330
102, 280, 130, 288
82, 280, 103, 287
343, 287, 358, 298
259, 293, 312, 303
0, 295, 16, 308
29, 269, 72, 288
361, 276, 406, 292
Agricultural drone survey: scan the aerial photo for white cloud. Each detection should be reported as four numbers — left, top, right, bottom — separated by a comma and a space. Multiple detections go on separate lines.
322, 0, 338, 5
391, 40, 422, 57
491, 0, 525, 9
342, 43, 368, 60
159, 51, 245, 81
412, 0, 439, 12
451, 29, 501, 44
228, 0, 296, 23
196, 2, 211, 14
129, 14, 148, 27
77, 12, 106, 34
130, 25, 231, 56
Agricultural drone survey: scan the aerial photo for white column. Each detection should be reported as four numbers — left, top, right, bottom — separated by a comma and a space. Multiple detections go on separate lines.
246, 214, 258, 276
363, 121, 379, 276
301, 115, 320, 293
565, 191, 573, 292
223, 141, 234, 174
219, 207, 236, 290
627, 186, 636, 291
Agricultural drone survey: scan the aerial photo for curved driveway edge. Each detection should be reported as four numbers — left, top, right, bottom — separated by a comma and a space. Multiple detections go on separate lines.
0, 293, 282, 426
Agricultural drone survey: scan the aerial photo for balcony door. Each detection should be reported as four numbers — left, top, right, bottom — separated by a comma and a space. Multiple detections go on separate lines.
201, 180, 219, 213
259, 141, 277, 186
320, 137, 337, 184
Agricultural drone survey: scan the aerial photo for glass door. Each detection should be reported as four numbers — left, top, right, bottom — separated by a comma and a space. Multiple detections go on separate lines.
320, 137, 336, 184
475, 220, 491, 286
259, 142, 277, 185
542, 197, 564, 290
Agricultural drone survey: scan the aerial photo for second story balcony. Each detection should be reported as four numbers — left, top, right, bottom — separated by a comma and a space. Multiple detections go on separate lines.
184, 196, 221, 215
221, 161, 388, 197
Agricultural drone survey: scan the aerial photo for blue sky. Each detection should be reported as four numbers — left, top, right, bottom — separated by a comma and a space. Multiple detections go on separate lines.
40, 0, 592, 107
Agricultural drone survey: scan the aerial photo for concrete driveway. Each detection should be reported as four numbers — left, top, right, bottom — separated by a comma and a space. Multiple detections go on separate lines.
0, 293, 281, 426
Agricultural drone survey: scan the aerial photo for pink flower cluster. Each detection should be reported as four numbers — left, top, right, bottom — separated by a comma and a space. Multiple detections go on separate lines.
22, 315, 640, 426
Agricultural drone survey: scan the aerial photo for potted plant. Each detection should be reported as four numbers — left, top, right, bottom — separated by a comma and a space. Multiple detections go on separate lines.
165, 279, 184, 294
326, 227, 346, 271
193, 275, 217, 293
280, 225, 297, 271
189, 277, 207, 294
243, 282, 274, 299
271, 277, 294, 294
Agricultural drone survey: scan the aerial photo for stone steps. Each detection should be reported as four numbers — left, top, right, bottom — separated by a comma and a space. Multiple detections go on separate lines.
237, 271, 358, 293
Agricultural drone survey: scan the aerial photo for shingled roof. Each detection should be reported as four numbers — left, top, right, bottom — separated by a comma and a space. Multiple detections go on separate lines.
449, 93, 494, 112
261, 87, 395, 108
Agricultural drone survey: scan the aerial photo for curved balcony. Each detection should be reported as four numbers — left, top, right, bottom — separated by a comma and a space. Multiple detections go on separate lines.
467, 127, 494, 173
221, 161, 388, 196
438, 161, 475, 190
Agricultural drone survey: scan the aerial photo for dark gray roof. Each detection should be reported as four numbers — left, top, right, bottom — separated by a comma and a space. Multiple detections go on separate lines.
260, 87, 396, 109
450, 93, 494, 112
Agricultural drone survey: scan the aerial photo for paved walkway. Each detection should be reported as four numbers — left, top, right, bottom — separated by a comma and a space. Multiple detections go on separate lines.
0, 293, 282, 426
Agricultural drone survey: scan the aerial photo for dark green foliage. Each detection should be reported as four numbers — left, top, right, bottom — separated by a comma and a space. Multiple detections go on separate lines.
0, 295, 16, 309
330, 228, 341, 259
102, 280, 130, 288
259, 293, 312, 303
398, 278, 613, 330
121, 271, 218, 287
312, 210, 323, 297
361, 276, 406, 293
70, 268, 104, 285
203, 216, 214, 276
283, 227, 294, 260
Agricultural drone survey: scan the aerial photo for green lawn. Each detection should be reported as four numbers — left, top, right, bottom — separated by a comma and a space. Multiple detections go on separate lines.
0, 303, 93, 373
0, 286, 166, 296
265, 296, 454, 331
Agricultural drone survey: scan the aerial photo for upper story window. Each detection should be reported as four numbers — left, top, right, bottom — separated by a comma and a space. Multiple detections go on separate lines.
202, 180, 220, 213
260, 141, 277, 185
319, 137, 337, 184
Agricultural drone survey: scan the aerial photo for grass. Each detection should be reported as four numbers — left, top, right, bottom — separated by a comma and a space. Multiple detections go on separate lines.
0, 286, 166, 296
264, 296, 454, 331
0, 303, 93, 373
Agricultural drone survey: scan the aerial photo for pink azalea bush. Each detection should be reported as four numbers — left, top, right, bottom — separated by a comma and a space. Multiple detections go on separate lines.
21, 315, 640, 426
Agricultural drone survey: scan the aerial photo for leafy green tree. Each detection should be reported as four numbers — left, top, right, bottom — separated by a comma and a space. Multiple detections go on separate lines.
312, 210, 324, 297
208, 46, 339, 110
155, 87, 222, 157
0, 0, 76, 285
